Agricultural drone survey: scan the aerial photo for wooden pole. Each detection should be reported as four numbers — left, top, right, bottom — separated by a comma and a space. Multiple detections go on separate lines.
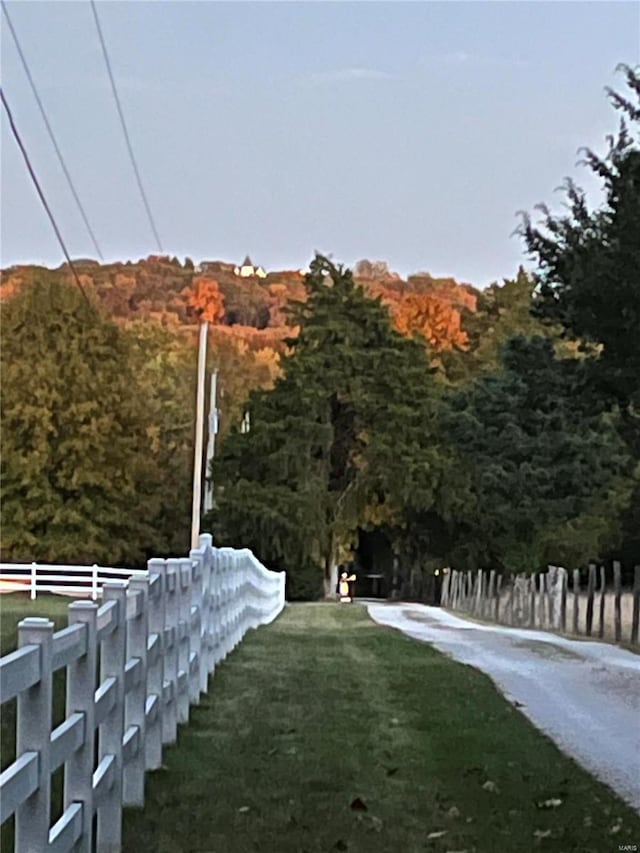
191, 321, 208, 549
203, 369, 219, 514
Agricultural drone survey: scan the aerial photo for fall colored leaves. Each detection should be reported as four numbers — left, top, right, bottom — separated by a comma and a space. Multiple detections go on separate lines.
186, 276, 225, 323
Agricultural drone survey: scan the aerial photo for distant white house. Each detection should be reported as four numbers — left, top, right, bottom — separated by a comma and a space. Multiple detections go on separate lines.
234, 255, 267, 278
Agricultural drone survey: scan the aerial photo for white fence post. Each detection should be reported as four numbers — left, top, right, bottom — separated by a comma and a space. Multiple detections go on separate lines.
177, 558, 191, 725
212, 548, 222, 667
97, 581, 127, 853
124, 574, 149, 807
64, 601, 98, 853
145, 558, 165, 771
189, 548, 204, 703
220, 550, 231, 660
15, 617, 53, 851
30, 562, 37, 600
163, 560, 179, 745
196, 536, 214, 684
1, 539, 287, 853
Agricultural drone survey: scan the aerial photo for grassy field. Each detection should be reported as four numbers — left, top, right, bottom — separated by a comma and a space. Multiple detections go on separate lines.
1, 597, 639, 853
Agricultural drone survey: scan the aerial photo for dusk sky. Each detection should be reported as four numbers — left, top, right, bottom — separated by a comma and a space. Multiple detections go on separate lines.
2, 1, 638, 288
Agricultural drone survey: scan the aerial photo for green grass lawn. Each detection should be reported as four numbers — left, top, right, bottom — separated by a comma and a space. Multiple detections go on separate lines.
123, 603, 638, 853
1, 597, 639, 852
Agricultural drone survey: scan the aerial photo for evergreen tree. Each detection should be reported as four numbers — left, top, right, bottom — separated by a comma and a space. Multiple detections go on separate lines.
1, 274, 157, 564
444, 337, 635, 571
211, 255, 447, 598
519, 64, 640, 411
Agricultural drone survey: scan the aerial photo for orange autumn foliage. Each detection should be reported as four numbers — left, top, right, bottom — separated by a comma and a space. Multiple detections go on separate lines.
186, 276, 225, 323
390, 293, 469, 351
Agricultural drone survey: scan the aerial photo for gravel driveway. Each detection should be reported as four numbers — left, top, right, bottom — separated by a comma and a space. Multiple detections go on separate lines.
367, 602, 640, 811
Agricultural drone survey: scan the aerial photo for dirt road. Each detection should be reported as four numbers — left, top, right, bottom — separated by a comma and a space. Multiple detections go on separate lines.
367, 602, 640, 811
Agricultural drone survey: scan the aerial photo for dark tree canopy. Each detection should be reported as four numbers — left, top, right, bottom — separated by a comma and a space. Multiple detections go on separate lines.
519, 64, 640, 411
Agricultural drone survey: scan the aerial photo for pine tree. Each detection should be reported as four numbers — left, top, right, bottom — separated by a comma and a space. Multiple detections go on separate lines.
1, 273, 157, 564
211, 255, 447, 598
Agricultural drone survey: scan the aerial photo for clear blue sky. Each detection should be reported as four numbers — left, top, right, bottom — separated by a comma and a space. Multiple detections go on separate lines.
1, 1, 638, 287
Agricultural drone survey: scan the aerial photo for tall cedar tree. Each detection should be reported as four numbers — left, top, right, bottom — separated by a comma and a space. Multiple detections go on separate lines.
444, 337, 635, 572
519, 63, 640, 569
210, 255, 448, 599
1, 275, 158, 563
519, 64, 640, 413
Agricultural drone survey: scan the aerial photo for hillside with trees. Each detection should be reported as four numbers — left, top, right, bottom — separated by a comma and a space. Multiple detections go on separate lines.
1, 66, 638, 596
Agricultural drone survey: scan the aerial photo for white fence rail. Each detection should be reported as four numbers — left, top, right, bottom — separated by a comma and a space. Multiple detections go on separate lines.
0, 534, 286, 853
0, 563, 137, 600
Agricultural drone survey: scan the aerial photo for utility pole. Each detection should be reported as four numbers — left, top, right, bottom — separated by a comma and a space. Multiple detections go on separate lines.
203, 369, 219, 514
191, 320, 208, 549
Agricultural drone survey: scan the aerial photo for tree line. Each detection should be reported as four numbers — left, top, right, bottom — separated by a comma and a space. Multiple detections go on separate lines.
1, 66, 637, 594
210, 66, 640, 599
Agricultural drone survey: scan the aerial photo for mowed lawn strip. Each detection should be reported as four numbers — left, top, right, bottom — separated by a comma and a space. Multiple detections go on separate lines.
121, 602, 639, 853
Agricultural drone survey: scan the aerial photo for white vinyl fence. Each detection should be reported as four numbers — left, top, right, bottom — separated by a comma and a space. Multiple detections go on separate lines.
0, 534, 286, 853
0, 562, 139, 601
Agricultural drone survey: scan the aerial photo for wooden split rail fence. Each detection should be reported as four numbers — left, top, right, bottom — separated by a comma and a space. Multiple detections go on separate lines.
440, 562, 640, 647
0, 534, 286, 853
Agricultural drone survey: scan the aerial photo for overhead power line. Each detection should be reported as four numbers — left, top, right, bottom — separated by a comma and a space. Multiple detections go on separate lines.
89, 0, 163, 253
1, 87, 90, 305
1, 0, 104, 260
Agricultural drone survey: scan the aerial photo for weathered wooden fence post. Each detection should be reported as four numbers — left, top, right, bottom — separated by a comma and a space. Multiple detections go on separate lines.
632, 565, 640, 646
473, 570, 482, 616
585, 563, 596, 637
507, 575, 515, 625
544, 571, 551, 630
560, 568, 567, 633
572, 569, 580, 635
124, 574, 149, 807
441, 570, 450, 607
97, 581, 127, 853
528, 574, 536, 628
598, 565, 606, 639
495, 575, 502, 622
15, 617, 54, 852
487, 571, 495, 621
613, 560, 622, 643
64, 601, 98, 852
537, 573, 546, 629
